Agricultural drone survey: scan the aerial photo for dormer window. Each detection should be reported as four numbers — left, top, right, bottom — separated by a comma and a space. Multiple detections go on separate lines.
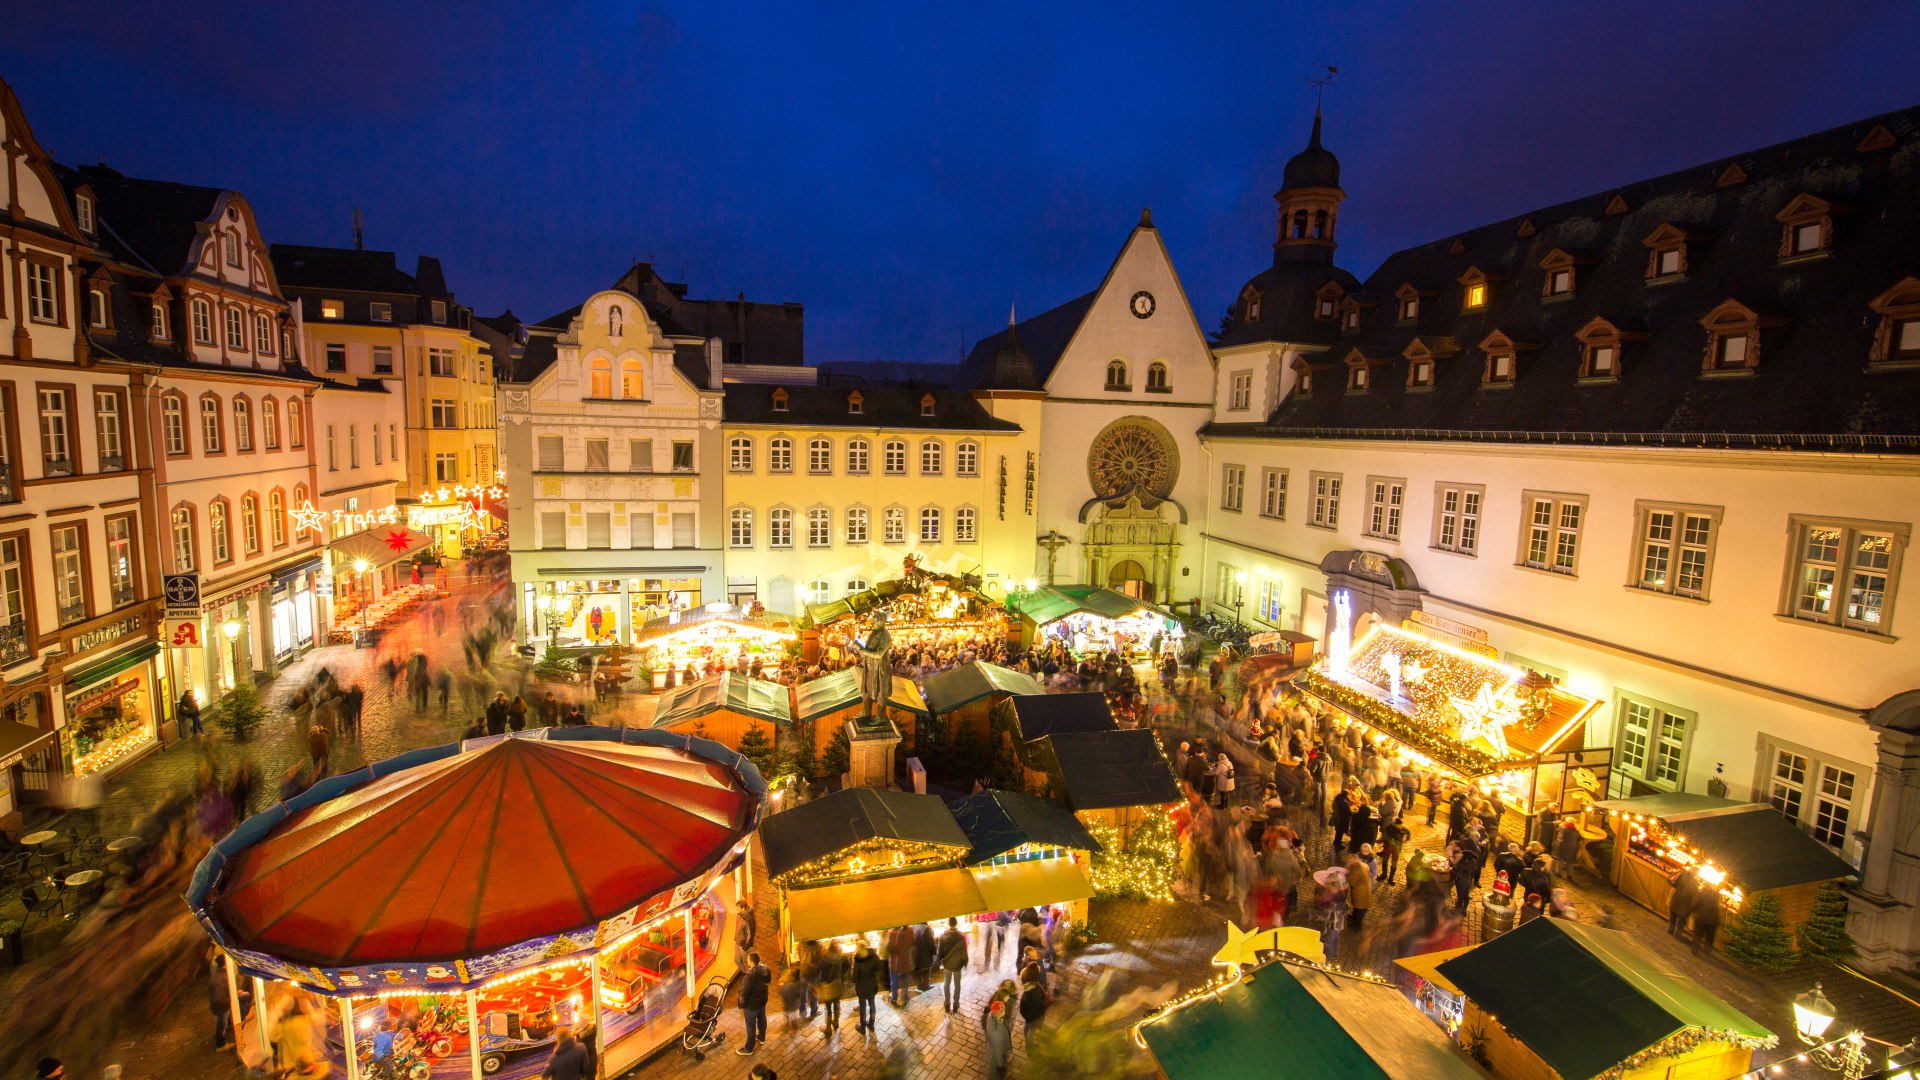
1465, 285, 1486, 309
88, 287, 110, 329
1867, 277, 1920, 369
1291, 357, 1324, 398
1538, 249, 1588, 299
1574, 318, 1640, 381
1400, 339, 1451, 390
1547, 271, 1571, 296
151, 301, 170, 340
1699, 299, 1775, 375
1314, 282, 1344, 322
1394, 283, 1430, 323
1343, 350, 1383, 394
1654, 248, 1682, 276
1408, 358, 1433, 388
1642, 223, 1700, 281
1339, 301, 1362, 333
1456, 267, 1503, 313
1318, 297, 1335, 318
771, 387, 789, 413
1477, 330, 1532, 387
1241, 286, 1263, 323
75, 194, 94, 233
920, 393, 936, 417
847, 391, 864, 415
320, 299, 344, 320
1777, 193, 1838, 260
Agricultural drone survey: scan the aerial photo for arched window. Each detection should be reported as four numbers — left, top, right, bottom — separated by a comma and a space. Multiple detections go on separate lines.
269, 490, 286, 546
588, 357, 612, 398
769, 437, 793, 473
883, 440, 907, 475
232, 397, 253, 451
1105, 359, 1129, 390
882, 506, 906, 544
254, 312, 275, 355
261, 397, 280, 449
609, 305, 623, 337
919, 507, 942, 543
729, 508, 754, 548
1313, 210, 1328, 239
729, 436, 754, 472
846, 507, 869, 543
846, 438, 870, 474
287, 399, 304, 448
171, 507, 195, 571
208, 500, 231, 563
808, 438, 832, 474
955, 506, 978, 543
1292, 210, 1308, 239
225, 306, 246, 350
162, 394, 187, 455
807, 507, 831, 547
1146, 362, 1169, 391
919, 439, 942, 475
191, 298, 213, 344
241, 494, 260, 554
955, 441, 979, 477
200, 395, 223, 453
769, 507, 794, 548
620, 360, 643, 399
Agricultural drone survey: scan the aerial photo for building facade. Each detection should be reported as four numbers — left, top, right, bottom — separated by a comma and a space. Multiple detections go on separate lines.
1200, 110, 1920, 968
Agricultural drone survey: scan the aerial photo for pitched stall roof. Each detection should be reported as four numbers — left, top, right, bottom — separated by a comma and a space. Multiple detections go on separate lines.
1139, 959, 1485, 1080
948, 789, 1101, 863
649, 672, 792, 731
1215, 106, 1920, 447
789, 667, 929, 723
1034, 728, 1181, 811
922, 662, 1048, 715
1649, 802, 1855, 891
1437, 918, 1771, 1080
1004, 692, 1118, 741
758, 787, 972, 879
1007, 585, 1156, 625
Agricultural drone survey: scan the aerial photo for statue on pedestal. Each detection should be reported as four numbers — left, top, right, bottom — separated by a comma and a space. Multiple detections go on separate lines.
857, 611, 893, 718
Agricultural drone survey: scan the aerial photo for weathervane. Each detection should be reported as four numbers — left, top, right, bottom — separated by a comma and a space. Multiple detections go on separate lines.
1309, 63, 1339, 111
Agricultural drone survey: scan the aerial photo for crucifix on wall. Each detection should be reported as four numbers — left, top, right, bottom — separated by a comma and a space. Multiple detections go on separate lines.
1037, 530, 1070, 585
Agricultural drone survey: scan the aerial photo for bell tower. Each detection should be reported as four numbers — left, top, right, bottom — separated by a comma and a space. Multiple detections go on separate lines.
1273, 110, 1344, 265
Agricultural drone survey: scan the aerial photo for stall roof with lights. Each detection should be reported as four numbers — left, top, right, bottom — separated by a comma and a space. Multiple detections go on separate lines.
922, 661, 1048, 715
949, 788, 1102, 863
790, 667, 929, 724
1007, 585, 1156, 625
759, 787, 971, 880
651, 671, 793, 730
805, 574, 997, 626
633, 608, 798, 648
1437, 918, 1772, 1080
1596, 796, 1857, 892
1139, 958, 1485, 1080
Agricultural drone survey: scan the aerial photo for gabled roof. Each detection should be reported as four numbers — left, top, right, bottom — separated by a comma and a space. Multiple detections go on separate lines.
948, 788, 1101, 863
270, 245, 423, 294
1007, 585, 1156, 625
758, 787, 970, 879
922, 661, 1048, 715
649, 672, 791, 731
962, 291, 1096, 388
723, 384, 1020, 431
54, 163, 223, 277
1438, 919, 1770, 1080
1032, 728, 1180, 811
789, 667, 928, 723
1004, 692, 1117, 741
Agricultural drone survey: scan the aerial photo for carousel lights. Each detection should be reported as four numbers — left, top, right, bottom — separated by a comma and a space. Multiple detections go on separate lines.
477, 952, 595, 993
1128, 959, 1395, 1050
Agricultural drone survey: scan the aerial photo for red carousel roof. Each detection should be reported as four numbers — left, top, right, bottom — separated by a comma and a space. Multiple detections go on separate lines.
211, 737, 755, 967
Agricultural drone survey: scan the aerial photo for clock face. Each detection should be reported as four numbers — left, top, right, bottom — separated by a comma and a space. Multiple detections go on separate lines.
1130, 290, 1156, 319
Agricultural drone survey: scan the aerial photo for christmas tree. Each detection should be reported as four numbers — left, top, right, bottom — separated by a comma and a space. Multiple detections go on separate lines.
735, 722, 775, 777
1796, 881, 1858, 964
1723, 892, 1796, 972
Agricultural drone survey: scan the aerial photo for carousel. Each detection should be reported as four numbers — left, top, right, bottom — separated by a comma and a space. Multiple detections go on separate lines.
187, 727, 766, 1080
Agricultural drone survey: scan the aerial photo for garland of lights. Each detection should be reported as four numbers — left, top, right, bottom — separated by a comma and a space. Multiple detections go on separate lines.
1129, 957, 1395, 1050
1298, 669, 1530, 776
1584, 1027, 1777, 1080
1086, 812, 1179, 903
772, 837, 964, 889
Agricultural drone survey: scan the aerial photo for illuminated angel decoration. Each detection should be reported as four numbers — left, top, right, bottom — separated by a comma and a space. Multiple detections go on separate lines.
1451, 682, 1522, 758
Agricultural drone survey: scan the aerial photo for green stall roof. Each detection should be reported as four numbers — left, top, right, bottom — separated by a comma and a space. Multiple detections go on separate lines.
1008, 585, 1163, 625
649, 671, 792, 730
790, 667, 928, 723
921, 661, 1047, 715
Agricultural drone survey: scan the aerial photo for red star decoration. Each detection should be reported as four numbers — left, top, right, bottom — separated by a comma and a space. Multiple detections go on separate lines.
383, 529, 415, 553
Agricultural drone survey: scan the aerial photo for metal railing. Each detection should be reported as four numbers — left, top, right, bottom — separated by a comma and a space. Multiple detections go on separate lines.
0, 461, 12, 502
57, 602, 88, 627
1233, 425, 1920, 453
44, 457, 73, 478
0, 621, 27, 666
98, 453, 125, 472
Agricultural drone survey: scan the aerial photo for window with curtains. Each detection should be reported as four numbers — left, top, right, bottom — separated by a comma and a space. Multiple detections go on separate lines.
106, 516, 136, 607
208, 500, 231, 563
882, 507, 905, 544
232, 397, 252, 452
846, 507, 869, 544
955, 507, 977, 543
200, 397, 222, 453
808, 507, 831, 548
241, 495, 260, 554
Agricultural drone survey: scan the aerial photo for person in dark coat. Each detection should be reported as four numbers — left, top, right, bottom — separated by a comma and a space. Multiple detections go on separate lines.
911, 922, 936, 991
1669, 867, 1699, 937
1017, 973, 1048, 1046
937, 918, 968, 1013
1347, 796, 1379, 853
816, 943, 848, 1031
539, 691, 560, 727
851, 942, 884, 1034
1519, 859, 1554, 907
508, 695, 529, 731
207, 954, 233, 1050
1181, 749, 1210, 800
1328, 786, 1356, 854
485, 693, 510, 736
1493, 843, 1529, 895
1447, 791, 1469, 842
735, 952, 770, 1055
540, 1028, 590, 1080
885, 924, 915, 1006
178, 691, 203, 738
1691, 886, 1722, 955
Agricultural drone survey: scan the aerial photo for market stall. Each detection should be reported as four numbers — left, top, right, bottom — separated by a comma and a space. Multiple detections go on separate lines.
806, 569, 1012, 663
633, 605, 797, 687
1436, 917, 1775, 1080
1295, 616, 1605, 843
789, 667, 927, 776
188, 727, 766, 1080
649, 672, 791, 755
923, 661, 1048, 746
1392, 946, 1472, 1033
1595, 793, 1858, 938
1135, 956, 1485, 1080
1019, 728, 1181, 845
948, 788, 1099, 925
1008, 585, 1182, 659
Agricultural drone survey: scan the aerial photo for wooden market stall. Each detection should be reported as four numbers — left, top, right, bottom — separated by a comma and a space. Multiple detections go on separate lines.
948, 788, 1101, 925
805, 571, 1014, 662
789, 666, 927, 775
1595, 793, 1858, 938
1008, 585, 1183, 658
1393, 946, 1473, 1033
648, 671, 791, 754
1437, 918, 1775, 1080
1018, 726, 1181, 845
1135, 956, 1486, 1080
1295, 620, 1607, 845
633, 607, 797, 687
922, 661, 1048, 746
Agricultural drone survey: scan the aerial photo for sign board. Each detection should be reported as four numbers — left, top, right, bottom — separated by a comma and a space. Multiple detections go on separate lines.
164, 619, 202, 649
163, 574, 201, 617
313, 576, 334, 598
70, 677, 139, 716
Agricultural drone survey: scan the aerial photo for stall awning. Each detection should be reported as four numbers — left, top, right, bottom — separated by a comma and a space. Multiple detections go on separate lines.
1391, 946, 1474, 996
330, 526, 435, 570
787, 869, 985, 942
1640, 800, 1856, 892
651, 672, 792, 730
969, 856, 1093, 912
0, 721, 55, 770
790, 667, 928, 723
65, 641, 159, 690
1008, 585, 1153, 626
922, 661, 1047, 715
949, 788, 1102, 862
760, 787, 971, 879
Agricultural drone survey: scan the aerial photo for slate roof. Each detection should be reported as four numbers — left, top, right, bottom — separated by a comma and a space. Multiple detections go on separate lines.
962, 291, 1096, 389
270, 245, 421, 293
55, 163, 221, 276
723, 384, 1021, 431
1035, 728, 1181, 811
758, 787, 970, 879
1220, 105, 1920, 448
947, 789, 1101, 863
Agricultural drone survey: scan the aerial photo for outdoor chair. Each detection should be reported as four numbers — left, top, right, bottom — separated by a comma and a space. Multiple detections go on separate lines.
19, 886, 60, 925
75, 836, 105, 866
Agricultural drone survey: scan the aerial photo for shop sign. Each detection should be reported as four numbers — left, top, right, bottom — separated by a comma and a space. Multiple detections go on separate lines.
1408, 609, 1489, 644
314, 576, 334, 598
68, 615, 143, 657
163, 573, 200, 617
164, 618, 203, 648
70, 677, 139, 716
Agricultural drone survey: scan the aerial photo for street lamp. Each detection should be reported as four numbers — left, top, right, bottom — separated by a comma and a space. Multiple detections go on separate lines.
1233, 570, 1248, 630
353, 559, 372, 640
1793, 983, 1872, 1078
221, 618, 243, 692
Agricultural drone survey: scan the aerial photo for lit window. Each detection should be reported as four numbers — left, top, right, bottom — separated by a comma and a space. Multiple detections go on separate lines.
588, 358, 612, 397
955, 507, 977, 543
729, 437, 753, 472
1635, 504, 1719, 599
846, 507, 869, 544
769, 508, 793, 548
729, 508, 753, 548
1465, 284, 1487, 309
883, 507, 906, 543
320, 298, 344, 320
769, 437, 793, 473
919, 507, 942, 543
1433, 483, 1482, 556
1785, 517, 1905, 634
1520, 493, 1585, 575
620, 361, 643, 398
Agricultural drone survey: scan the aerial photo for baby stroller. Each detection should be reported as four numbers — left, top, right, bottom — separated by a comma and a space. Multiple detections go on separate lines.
681, 975, 730, 1060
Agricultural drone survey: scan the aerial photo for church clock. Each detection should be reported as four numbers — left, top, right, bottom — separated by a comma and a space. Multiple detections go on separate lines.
1129, 290, 1156, 319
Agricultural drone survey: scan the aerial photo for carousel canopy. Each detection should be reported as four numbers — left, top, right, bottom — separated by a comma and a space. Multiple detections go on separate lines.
922, 661, 1046, 715
790, 667, 929, 723
652, 671, 793, 730
1597, 797, 1857, 892
1003, 692, 1118, 741
1008, 585, 1153, 625
1140, 959, 1484, 1080
759, 787, 970, 879
948, 788, 1101, 863
196, 731, 760, 970
1438, 918, 1771, 1080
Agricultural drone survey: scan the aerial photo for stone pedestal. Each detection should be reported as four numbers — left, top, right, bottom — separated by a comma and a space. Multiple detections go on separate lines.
844, 714, 901, 790
1852, 695, 1920, 971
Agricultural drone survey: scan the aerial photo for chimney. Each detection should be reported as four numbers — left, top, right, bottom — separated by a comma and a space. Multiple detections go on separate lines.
352, 209, 364, 251
706, 336, 723, 390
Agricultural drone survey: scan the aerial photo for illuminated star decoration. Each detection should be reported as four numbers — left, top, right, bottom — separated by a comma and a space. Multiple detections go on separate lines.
289, 501, 328, 535
383, 529, 416, 553
1451, 682, 1520, 758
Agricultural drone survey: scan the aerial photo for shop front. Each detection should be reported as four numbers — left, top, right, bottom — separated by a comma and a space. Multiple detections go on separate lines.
326, 529, 434, 645
57, 612, 165, 779
632, 606, 797, 684
522, 576, 706, 650
0, 690, 58, 827
268, 560, 322, 661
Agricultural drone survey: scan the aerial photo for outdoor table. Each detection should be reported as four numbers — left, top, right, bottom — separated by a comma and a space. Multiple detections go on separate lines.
1574, 823, 1607, 875
105, 836, 144, 853
20, 830, 57, 848
63, 869, 103, 888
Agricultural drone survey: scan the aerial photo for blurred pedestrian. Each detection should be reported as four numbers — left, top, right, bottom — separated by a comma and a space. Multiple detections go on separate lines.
852, 942, 883, 1034
178, 690, 203, 739
306, 725, 330, 777
938, 918, 968, 1013
981, 998, 1013, 1079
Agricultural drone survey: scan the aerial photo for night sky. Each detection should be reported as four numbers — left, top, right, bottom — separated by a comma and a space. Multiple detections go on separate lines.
6, 2, 1918, 362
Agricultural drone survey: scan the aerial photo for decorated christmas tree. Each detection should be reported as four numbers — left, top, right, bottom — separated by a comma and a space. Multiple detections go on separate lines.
1724, 892, 1796, 972
1796, 881, 1857, 964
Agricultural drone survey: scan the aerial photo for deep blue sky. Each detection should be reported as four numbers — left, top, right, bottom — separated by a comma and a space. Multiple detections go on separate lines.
7, 2, 1919, 361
